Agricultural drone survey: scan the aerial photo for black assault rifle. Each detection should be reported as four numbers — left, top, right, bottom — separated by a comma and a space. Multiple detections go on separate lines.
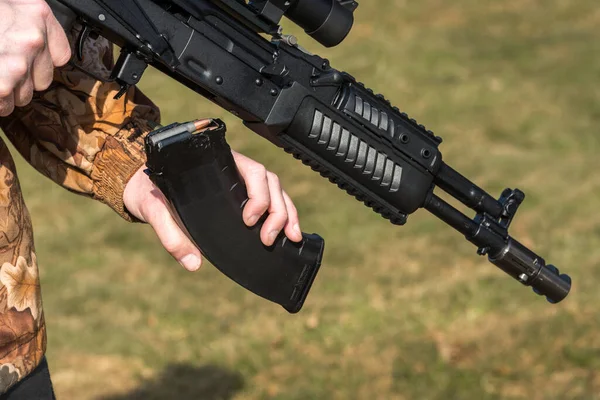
46, 0, 572, 312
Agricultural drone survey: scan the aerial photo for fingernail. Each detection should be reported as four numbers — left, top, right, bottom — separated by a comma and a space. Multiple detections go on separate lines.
268, 230, 279, 245
247, 215, 259, 226
294, 223, 302, 238
179, 254, 201, 271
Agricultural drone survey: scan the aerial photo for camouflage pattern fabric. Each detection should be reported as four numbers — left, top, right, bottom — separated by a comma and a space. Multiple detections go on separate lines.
0, 28, 160, 394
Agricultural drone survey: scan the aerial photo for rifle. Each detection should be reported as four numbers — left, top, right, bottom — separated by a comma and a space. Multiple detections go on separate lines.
46, 0, 572, 312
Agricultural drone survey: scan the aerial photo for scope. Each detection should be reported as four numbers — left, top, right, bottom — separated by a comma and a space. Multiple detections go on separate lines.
285, 0, 357, 47
247, 0, 359, 47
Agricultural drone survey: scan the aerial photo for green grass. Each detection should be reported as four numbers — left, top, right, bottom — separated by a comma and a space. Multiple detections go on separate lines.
3, 0, 600, 398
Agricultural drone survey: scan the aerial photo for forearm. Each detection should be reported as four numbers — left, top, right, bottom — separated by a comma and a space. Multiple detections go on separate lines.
0, 31, 159, 220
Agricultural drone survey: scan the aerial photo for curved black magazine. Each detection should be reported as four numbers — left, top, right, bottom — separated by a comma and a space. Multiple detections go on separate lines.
144, 120, 324, 313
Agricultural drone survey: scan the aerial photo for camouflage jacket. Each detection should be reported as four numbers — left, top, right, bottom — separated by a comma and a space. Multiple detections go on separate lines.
0, 31, 160, 393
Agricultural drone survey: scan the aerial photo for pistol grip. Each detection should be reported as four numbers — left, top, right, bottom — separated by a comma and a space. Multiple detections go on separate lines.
144, 120, 324, 313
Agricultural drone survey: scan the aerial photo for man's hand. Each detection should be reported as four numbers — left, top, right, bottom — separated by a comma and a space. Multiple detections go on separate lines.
123, 150, 303, 271
0, 0, 71, 116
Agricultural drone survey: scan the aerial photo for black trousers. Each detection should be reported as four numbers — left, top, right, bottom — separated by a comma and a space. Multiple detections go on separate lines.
1, 357, 55, 400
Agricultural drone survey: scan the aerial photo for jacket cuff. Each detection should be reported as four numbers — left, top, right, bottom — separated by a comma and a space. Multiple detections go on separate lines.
91, 120, 151, 222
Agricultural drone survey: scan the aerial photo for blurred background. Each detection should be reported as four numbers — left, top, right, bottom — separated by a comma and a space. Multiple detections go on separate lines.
3, 0, 600, 398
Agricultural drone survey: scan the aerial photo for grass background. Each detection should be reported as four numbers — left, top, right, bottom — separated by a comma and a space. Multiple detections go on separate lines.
4, 0, 600, 398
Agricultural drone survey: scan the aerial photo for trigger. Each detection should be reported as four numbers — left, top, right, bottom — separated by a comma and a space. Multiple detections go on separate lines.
76, 25, 99, 61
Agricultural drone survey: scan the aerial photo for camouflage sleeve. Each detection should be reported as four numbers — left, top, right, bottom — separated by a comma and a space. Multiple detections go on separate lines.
0, 30, 160, 221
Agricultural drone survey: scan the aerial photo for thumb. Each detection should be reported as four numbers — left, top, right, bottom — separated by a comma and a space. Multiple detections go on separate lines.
141, 187, 203, 272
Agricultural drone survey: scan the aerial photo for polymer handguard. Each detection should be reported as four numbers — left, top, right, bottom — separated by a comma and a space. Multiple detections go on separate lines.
144, 119, 324, 313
